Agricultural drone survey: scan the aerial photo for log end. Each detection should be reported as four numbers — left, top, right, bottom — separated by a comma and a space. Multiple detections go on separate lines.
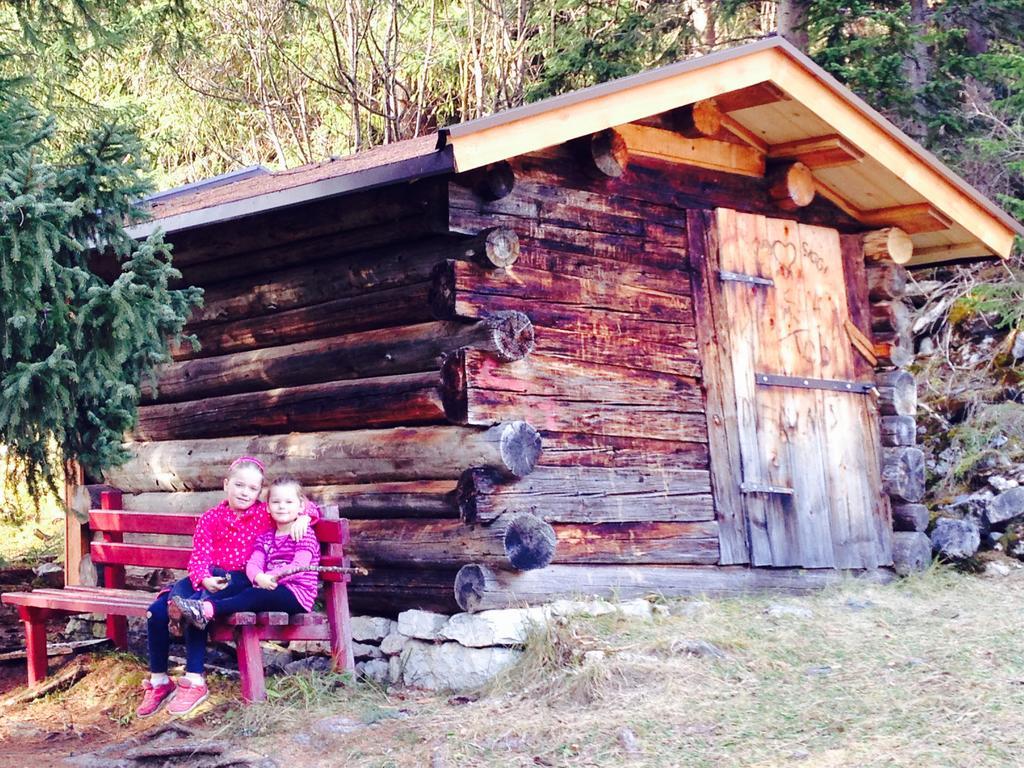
591, 129, 629, 177
486, 311, 535, 361
482, 228, 521, 269
768, 161, 815, 210
454, 563, 492, 612
503, 513, 556, 571
456, 467, 501, 523
440, 350, 469, 424
892, 503, 930, 533
881, 446, 925, 503
498, 421, 543, 477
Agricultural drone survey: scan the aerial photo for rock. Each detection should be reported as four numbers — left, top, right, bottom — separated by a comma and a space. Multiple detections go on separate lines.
844, 597, 875, 611
261, 643, 293, 672
283, 656, 332, 675
1012, 331, 1024, 360
397, 609, 449, 640
312, 715, 366, 736
288, 640, 331, 656
547, 598, 616, 617
358, 658, 390, 685
766, 604, 812, 619
617, 598, 654, 620
617, 727, 641, 755
985, 561, 1011, 577
672, 639, 727, 659
351, 616, 397, 643
400, 640, 521, 691
582, 650, 607, 664
917, 336, 935, 356
440, 608, 548, 648
944, 490, 993, 520
379, 631, 409, 656
805, 665, 833, 676
987, 487, 1024, 528
672, 600, 709, 617
930, 517, 981, 560
988, 475, 1018, 493
33, 561, 64, 588
352, 641, 383, 660
388, 654, 403, 684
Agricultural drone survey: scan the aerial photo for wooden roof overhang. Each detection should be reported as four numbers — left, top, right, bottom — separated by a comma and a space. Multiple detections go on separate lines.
442, 38, 1023, 266
132, 39, 1020, 267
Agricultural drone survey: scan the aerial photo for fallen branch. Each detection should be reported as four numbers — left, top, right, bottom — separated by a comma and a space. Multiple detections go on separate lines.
0, 662, 89, 707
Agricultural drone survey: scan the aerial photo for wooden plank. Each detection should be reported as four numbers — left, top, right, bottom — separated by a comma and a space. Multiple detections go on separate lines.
135, 372, 447, 441
688, 209, 750, 564
537, 432, 709, 469
767, 134, 865, 170
614, 123, 766, 177
840, 233, 876, 380
718, 208, 775, 564
758, 216, 833, 567
551, 521, 720, 564
457, 466, 714, 524
91, 542, 191, 570
859, 202, 953, 234
3, 589, 152, 617
433, 260, 693, 323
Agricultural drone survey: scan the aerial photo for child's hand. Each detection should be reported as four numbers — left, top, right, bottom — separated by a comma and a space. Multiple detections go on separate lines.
202, 576, 228, 592
288, 515, 310, 541
254, 572, 277, 590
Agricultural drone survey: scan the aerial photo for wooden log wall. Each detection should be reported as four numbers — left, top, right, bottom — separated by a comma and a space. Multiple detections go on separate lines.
852, 229, 930, 574
106, 151, 720, 613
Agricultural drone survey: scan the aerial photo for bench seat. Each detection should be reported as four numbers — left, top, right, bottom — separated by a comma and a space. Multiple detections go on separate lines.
0, 490, 355, 702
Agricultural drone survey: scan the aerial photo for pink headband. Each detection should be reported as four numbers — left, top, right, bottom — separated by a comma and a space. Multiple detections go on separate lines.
230, 456, 265, 473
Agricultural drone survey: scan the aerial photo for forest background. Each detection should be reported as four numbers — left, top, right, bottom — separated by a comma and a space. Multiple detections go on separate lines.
0, 0, 1023, 526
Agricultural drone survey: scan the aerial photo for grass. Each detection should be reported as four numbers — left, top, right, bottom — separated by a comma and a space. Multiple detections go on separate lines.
0, 512, 64, 568
5, 565, 1023, 767
208, 564, 1024, 768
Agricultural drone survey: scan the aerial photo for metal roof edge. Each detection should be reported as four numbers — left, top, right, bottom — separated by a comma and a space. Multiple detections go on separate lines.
128, 146, 455, 240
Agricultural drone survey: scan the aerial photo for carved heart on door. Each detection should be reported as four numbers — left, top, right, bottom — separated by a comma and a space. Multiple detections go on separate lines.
770, 239, 799, 276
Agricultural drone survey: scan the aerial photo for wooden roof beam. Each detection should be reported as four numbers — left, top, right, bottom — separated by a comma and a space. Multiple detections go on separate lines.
615, 123, 765, 177
767, 134, 865, 170
714, 82, 790, 112
859, 203, 953, 234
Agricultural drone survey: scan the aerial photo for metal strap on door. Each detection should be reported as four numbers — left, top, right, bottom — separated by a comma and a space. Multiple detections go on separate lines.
754, 373, 875, 395
718, 270, 774, 287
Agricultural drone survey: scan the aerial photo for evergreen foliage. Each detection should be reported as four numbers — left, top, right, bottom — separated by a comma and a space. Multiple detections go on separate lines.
0, 65, 200, 518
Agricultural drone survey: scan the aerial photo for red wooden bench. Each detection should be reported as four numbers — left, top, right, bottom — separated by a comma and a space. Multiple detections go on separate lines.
0, 491, 355, 702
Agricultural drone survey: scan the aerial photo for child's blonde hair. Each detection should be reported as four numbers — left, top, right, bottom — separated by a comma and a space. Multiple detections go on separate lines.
268, 475, 304, 498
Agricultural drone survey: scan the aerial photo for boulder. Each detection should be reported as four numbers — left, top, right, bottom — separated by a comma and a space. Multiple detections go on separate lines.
930, 517, 980, 560
379, 631, 409, 656
400, 640, 521, 691
617, 599, 654, 620
357, 659, 391, 685
351, 616, 397, 643
547, 598, 616, 617
439, 607, 548, 648
397, 609, 449, 640
987, 487, 1024, 528
284, 656, 332, 675
288, 640, 331, 656
352, 641, 383, 660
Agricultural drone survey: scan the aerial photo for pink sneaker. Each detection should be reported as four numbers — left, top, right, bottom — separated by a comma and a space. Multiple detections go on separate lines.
166, 678, 209, 717
137, 679, 176, 718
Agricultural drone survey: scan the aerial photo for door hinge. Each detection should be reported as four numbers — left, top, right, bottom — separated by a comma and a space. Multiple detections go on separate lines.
741, 481, 795, 495
718, 270, 774, 287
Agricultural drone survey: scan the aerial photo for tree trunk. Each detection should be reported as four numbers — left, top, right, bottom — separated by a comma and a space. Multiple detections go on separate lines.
777, 0, 811, 51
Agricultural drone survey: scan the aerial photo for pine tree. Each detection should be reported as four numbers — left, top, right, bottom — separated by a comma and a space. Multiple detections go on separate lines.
0, 83, 201, 520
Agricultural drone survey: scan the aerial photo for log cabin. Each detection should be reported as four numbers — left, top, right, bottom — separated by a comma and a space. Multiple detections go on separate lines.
72, 37, 1024, 614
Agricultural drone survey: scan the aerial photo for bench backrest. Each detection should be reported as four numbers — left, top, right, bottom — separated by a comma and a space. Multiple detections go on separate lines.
88, 491, 349, 573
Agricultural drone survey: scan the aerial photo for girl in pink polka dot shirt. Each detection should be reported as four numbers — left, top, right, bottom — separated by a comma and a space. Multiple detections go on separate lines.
137, 457, 320, 718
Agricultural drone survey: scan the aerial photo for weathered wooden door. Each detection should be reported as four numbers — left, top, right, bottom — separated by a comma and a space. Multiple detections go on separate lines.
707, 208, 891, 569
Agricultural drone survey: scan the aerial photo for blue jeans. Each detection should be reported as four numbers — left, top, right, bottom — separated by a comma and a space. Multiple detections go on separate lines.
146, 568, 248, 674
209, 584, 303, 617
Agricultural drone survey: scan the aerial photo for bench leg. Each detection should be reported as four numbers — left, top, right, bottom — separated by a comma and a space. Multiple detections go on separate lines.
325, 582, 355, 673
17, 606, 50, 685
107, 616, 128, 650
236, 626, 266, 703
